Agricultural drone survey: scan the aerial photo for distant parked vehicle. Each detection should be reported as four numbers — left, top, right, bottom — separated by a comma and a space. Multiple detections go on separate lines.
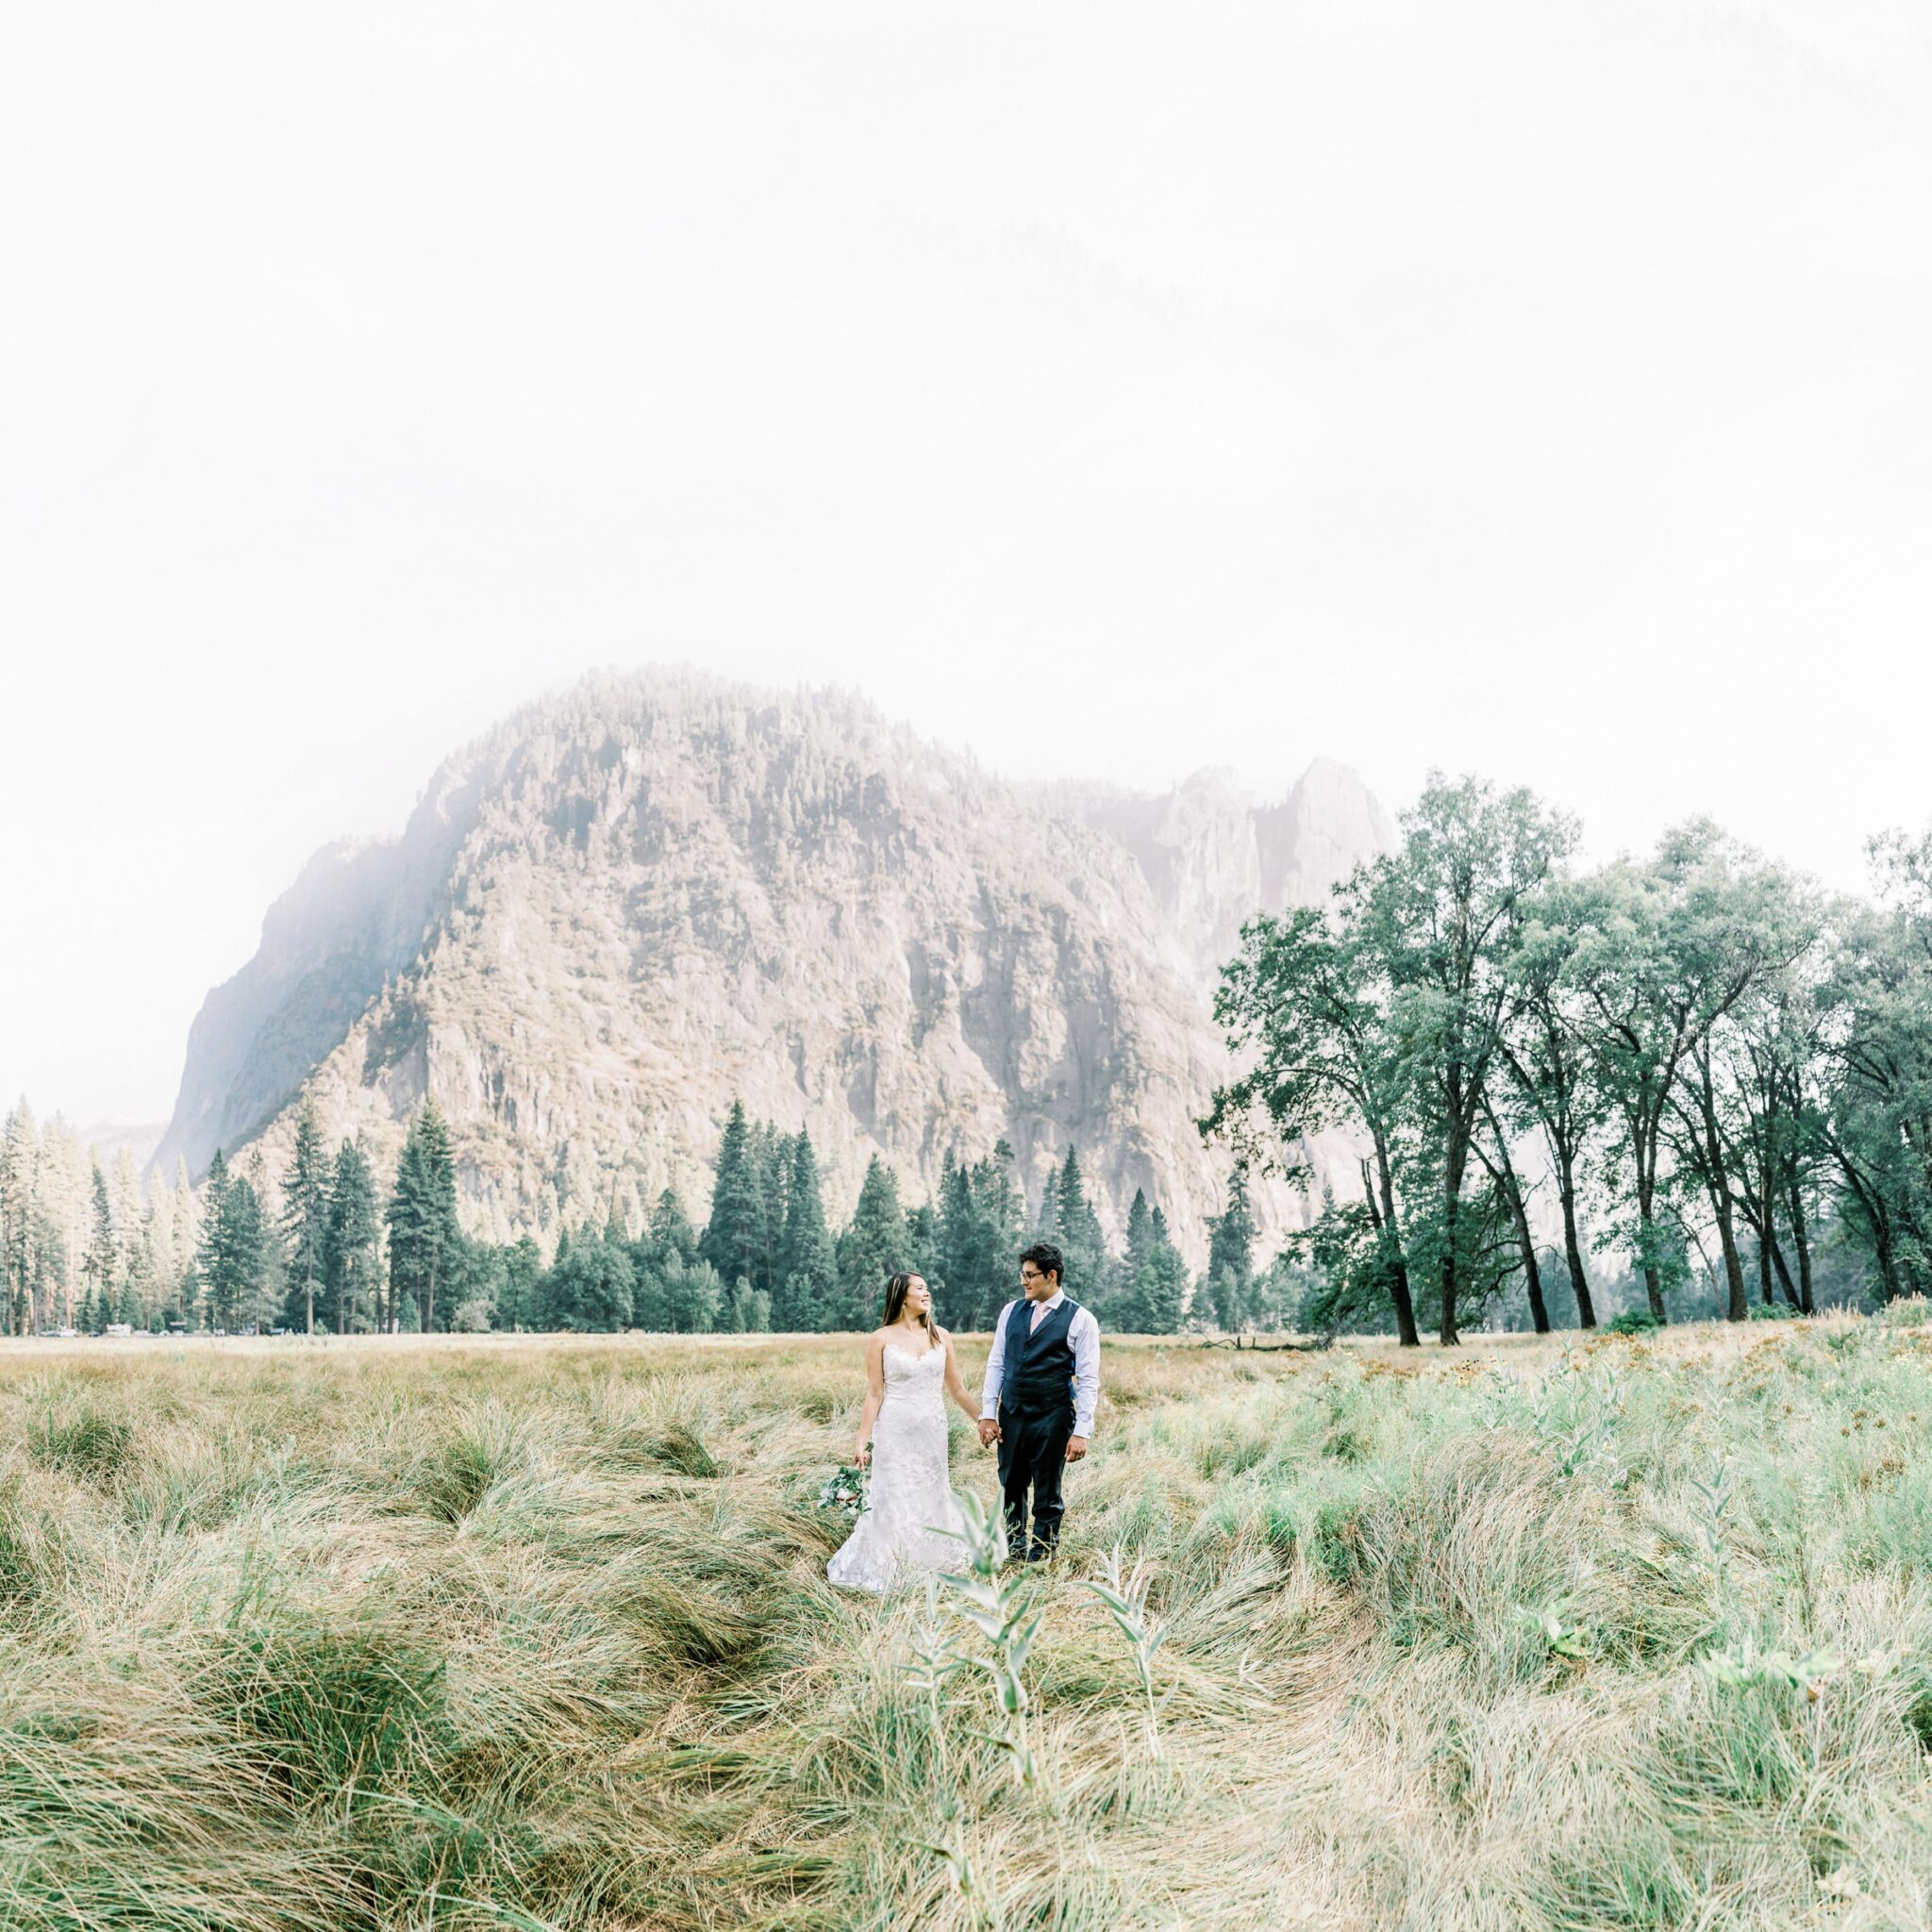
49, 1326, 77, 1339
104, 1323, 133, 1338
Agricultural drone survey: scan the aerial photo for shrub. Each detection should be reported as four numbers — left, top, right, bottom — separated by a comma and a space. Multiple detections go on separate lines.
1603, 1308, 1660, 1337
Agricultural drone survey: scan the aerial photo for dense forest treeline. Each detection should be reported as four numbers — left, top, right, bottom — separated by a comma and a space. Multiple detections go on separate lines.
7, 776, 1931, 1341
1207, 776, 1932, 1343
0, 1095, 1224, 1338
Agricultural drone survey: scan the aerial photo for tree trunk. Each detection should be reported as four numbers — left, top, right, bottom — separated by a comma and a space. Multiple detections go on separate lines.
1507, 1178, 1549, 1334
1711, 1182, 1749, 1322
1368, 1139, 1421, 1348
1440, 1123, 1470, 1348
1478, 1113, 1550, 1334
1635, 1171, 1667, 1323
1788, 1180, 1814, 1313
1558, 1164, 1597, 1328
1838, 1156, 1902, 1301
1694, 1060, 1750, 1322
1764, 1226, 1801, 1308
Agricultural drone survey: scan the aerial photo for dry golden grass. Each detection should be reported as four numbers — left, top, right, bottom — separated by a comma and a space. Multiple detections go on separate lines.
5, 1317, 1932, 1929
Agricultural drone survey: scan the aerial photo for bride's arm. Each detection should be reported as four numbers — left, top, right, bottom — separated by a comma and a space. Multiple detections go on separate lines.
940, 1330, 980, 1422
854, 1333, 887, 1466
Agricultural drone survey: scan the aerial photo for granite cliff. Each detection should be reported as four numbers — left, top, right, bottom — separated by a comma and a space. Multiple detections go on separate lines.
153, 671, 1392, 1258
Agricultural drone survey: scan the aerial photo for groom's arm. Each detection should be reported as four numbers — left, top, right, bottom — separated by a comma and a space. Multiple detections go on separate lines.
1068, 1308, 1100, 1456
976, 1307, 1008, 1444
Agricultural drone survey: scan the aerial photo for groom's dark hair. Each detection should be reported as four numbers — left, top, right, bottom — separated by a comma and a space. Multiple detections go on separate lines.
1019, 1241, 1063, 1286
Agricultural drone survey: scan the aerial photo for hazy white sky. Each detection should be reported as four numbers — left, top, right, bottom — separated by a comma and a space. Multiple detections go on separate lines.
4, 1, 1930, 1126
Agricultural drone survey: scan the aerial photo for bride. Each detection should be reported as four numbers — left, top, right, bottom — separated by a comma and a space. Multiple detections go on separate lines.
827, 1273, 984, 1594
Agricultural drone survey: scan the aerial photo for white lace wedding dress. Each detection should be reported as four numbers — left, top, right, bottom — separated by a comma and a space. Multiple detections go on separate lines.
827, 1341, 967, 1594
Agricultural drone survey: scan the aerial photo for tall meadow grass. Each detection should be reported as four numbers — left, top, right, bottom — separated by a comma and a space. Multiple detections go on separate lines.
4, 1319, 1932, 1928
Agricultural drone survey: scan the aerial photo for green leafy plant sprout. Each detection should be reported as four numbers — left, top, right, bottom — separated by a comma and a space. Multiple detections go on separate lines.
937, 1489, 1041, 1789
1512, 1598, 1591, 1662
1084, 1543, 1174, 1759
1698, 1639, 1866, 1699
1524, 1357, 1631, 1488
1685, 1450, 1739, 1608
913, 1794, 1003, 1930
902, 1574, 963, 1774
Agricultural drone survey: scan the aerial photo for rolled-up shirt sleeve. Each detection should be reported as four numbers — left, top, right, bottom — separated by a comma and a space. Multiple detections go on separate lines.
1072, 1308, 1100, 1437
980, 1307, 1011, 1419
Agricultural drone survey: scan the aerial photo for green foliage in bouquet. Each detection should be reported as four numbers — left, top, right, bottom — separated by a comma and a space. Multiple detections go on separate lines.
817, 1462, 869, 1522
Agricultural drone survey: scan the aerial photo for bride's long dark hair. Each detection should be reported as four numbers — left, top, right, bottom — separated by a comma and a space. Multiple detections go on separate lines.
881, 1272, 937, 1341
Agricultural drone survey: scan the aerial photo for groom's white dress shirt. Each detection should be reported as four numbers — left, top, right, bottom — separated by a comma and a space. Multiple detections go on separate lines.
979, 1290, 1101, 1437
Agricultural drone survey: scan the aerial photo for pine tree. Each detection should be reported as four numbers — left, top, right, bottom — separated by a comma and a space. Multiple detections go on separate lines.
417, 1101, 458, 1330
29, 1199, 67, 1337
533, 1218, 634, 1332
935, 1157, 979, 1328
1033, 1160, 1061, 1244
0, 1099, 34, 1336
702, 1101, 773, 1297
108, 1148, 143, 1302
1207, 1167, 1257, 1332
1052, 1146, 1111, 1307
171, 1158, 199, 1327
281, 1099, 330, 1334
1141, 1207, 1189, 1335
221, 1174, 267, 1331
81, 1159, 116, 1333
906, 1201, 941, 1291
1121, 1188, 1156, 1331
37, 1119, 89, 1327
193, 1150, 230, 1332
325, 1139, 379, 1334
245, 1147, 286, 1331
930, 1142, 1028, 1329
121, 1206, 157, 1327
752, 1124, 786, 1294
193, 1152, 269, 1332
650, 1187, 699, 1265
972, 1141, 1025, 1326
585, 1216, 636, 1330
387, 1102, 459, 1332
832, 1156, 908, 1330
774, 1129, 836, 1330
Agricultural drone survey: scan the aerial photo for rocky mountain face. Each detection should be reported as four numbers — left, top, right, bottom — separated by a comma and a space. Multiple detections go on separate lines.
153, 671, 1392, 1260
1047, 760, 1395, 991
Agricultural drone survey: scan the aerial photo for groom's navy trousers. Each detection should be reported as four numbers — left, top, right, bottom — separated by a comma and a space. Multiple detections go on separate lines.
994, 1296, 1083, 1560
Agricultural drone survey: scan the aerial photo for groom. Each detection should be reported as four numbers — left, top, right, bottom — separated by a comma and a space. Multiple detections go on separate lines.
976, 1242, 1101, 1562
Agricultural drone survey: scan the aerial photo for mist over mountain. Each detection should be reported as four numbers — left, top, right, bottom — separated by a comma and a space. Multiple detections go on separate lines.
153, 671, 1391, 1258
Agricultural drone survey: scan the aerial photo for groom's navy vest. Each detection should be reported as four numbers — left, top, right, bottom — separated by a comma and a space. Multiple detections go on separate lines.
1000, 1296, 1081, 1417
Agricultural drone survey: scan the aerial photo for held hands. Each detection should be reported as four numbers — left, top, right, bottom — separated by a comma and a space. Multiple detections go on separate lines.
975, 1418, 1001, 1449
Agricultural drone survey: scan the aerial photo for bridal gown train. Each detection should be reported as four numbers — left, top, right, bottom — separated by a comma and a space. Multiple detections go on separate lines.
827, 1341, 967, 1594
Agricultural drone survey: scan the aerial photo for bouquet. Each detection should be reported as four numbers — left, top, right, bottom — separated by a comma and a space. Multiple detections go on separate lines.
817, 1462, 870, 1523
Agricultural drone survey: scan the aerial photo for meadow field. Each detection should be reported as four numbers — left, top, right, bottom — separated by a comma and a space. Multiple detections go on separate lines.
4, 1319, 1932, 1932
